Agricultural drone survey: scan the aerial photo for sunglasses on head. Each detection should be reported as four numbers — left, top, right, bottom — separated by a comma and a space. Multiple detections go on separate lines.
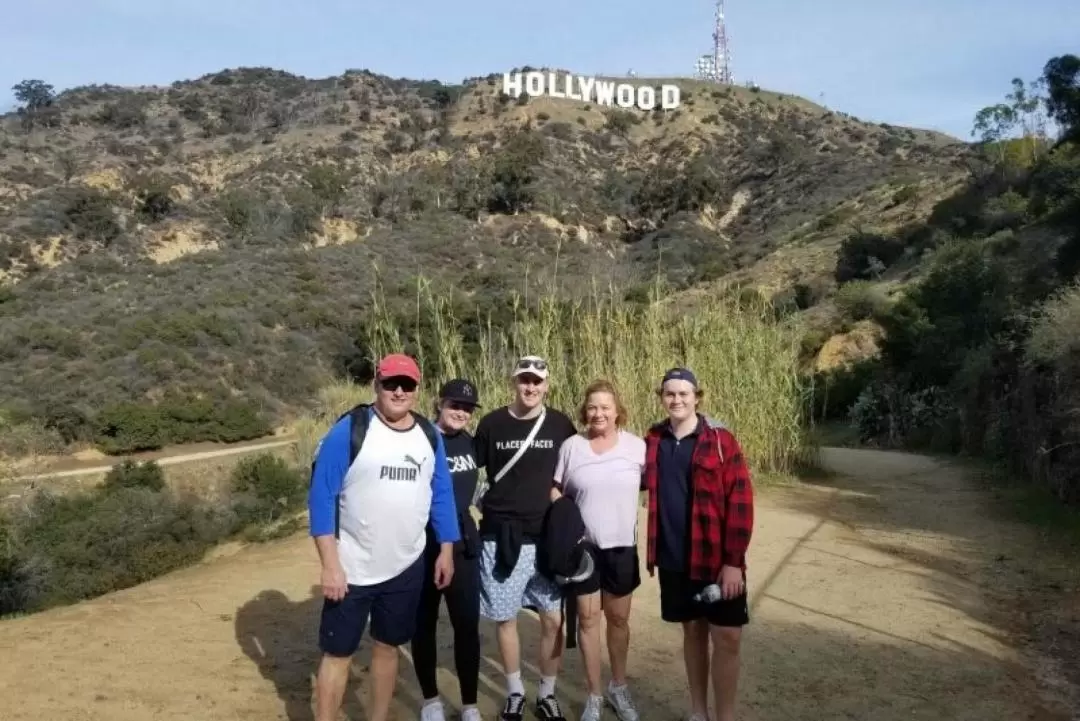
380, 377, 417, 392
516, 358, 547, 372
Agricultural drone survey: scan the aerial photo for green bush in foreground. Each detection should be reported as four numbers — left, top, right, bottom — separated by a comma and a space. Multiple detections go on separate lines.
0, 452, 306, 617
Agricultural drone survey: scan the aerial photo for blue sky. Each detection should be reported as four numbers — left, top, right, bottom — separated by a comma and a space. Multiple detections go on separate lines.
1, 0, 1077, 140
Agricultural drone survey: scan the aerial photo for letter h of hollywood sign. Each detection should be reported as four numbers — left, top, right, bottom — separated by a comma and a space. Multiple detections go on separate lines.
502, 71, 681, 111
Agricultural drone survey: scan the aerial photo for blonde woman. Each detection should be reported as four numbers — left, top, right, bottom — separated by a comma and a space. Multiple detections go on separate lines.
552, 380, 646, 721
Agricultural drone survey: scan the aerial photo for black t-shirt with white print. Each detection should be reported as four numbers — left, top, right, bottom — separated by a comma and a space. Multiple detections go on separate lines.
473, 405, 577, 536
442, 428, 479, 515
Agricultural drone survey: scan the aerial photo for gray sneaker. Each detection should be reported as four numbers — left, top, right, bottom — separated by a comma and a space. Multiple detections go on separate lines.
580, 694, 603, 721
604, 684, 639, 721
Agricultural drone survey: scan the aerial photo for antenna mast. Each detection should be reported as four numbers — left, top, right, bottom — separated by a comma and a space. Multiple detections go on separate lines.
695, 0, 733, 84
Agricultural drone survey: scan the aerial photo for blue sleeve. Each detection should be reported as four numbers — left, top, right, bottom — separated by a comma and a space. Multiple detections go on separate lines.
308, 416, 351, 537
429, 431, 461, 543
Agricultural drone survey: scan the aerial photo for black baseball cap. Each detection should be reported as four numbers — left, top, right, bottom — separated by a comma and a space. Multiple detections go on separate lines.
662, 367, 698, 387
438, 378, 481, 407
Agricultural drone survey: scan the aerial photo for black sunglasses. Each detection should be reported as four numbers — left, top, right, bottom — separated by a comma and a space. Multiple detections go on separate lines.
380, 377, 418, 392
445, 400, 476, 412
516, 358, 548, 371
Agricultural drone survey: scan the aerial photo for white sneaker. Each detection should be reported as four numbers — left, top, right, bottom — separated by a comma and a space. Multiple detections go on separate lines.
421, 700, 447, 721
580, 694, 603, 721
462, 707, 482, 721
604, 684, 638, 721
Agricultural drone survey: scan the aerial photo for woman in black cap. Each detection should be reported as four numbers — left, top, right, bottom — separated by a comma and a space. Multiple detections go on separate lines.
412, 378, 484, 721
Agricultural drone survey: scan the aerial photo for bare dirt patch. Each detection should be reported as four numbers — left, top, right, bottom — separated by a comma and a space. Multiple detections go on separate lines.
0, 448, 1076, 720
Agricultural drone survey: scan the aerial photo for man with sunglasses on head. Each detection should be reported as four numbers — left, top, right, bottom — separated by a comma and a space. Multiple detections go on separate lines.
308, 353, 460, 721
413, 379, 484, 721
473, 355, 578, 721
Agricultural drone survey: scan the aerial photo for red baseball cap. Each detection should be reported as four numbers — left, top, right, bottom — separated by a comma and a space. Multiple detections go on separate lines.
375, 353, 421, 382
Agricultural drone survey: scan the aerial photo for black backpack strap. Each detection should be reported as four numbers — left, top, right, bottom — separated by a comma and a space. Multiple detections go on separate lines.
411, 411, 439, 453
326, 405, 437, 471
347, 403, 373, 465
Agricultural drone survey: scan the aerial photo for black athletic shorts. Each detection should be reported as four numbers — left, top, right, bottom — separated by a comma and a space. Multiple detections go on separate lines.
574, 545, 641, 597
658, 567, 749, 627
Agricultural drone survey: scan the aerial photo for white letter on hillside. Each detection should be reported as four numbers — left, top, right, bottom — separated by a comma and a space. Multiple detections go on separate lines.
503, 72, 523, 98
616, 84, 635, 108
577, 77, 595, 103
525, 71, 544, 96
595, 80, 616, 106
636, 86, 656, 111
661, 84, 681, 109
547, 72, 565, 98
564, 74, 582, 101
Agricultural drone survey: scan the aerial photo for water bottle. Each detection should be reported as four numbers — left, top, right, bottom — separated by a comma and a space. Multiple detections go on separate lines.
693, 584, 724, 604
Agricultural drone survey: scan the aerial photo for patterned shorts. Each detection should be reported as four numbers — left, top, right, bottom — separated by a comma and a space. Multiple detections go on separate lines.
478, 540, 563, 621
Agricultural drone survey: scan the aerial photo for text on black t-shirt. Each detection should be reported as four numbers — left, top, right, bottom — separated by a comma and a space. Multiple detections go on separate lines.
473, 405, 578, 535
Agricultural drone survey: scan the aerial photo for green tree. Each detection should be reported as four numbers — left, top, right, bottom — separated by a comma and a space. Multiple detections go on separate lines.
12, 79, 58, 131
1042, 54, 1080, 142
486, 129, 546, 214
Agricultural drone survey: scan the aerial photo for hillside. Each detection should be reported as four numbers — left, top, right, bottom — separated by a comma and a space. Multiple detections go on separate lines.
0, 66, 972, 454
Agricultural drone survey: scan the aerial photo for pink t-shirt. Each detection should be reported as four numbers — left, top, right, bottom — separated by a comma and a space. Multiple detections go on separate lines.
553, 430, 647, 549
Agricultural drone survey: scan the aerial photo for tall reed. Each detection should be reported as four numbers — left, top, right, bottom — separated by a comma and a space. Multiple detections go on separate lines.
296, 270, 812, 477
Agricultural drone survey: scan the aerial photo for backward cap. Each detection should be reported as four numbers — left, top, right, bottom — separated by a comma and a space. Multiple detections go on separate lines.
661, 367, 698, 387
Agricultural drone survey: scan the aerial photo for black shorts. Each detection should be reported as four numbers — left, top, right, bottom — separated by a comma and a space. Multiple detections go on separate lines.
658, 568, 749, 627
574, 545, 641, 597
318, 555, 425, 656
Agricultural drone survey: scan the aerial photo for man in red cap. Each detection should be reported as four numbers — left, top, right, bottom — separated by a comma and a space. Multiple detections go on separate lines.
308, 353, 460, 721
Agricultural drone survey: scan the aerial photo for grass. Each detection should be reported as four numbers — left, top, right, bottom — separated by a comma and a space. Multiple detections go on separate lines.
294, 269, 815, 478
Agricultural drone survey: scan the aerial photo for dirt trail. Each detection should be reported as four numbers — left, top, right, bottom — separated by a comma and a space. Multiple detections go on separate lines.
1, 448, 1077, 720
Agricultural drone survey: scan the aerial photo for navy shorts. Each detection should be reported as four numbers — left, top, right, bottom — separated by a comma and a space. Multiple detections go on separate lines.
319, 555, 425, 656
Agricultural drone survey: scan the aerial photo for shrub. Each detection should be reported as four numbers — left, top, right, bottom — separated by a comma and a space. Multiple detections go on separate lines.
1026, 281, 1080, 365
93, 398, 271, 454
103, 460, 165, 492
0, 451, 310, 617
835, 231, 906, 282
4, 486, 235, 613
834, 281, 889, 322
230, 453, 306, 524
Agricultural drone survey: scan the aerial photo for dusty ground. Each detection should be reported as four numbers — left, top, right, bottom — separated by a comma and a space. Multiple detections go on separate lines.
1, 448, 1078, 720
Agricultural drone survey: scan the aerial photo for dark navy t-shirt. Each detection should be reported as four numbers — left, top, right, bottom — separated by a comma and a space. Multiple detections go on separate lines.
656, 421, 699, 572
442, 428, 479, 515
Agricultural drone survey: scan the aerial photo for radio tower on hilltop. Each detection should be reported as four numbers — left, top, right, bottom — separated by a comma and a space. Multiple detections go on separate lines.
695, 0, 733, 84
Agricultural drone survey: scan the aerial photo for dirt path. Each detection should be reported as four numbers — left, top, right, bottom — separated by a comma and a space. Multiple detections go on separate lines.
1, 448, 1077, 720
10, 437, 297, 482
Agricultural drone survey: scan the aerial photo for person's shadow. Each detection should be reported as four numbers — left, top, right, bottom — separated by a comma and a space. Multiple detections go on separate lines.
235, 587, 323, 721
234, 586, 425, 721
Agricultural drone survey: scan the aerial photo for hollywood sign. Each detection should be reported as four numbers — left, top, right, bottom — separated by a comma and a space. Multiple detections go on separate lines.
502, 72, 681, 111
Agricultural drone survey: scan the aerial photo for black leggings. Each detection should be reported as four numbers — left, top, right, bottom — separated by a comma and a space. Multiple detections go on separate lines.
411, 545, 480, 705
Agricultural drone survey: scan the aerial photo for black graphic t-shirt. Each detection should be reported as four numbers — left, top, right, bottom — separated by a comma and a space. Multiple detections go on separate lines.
442, 428, 479, 514
473, 405, 578, 535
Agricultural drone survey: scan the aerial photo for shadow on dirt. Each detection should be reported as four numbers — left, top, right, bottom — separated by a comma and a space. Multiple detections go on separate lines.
234, 587, 321, 720
234, 587, 426, 721
770, 446, 1080, 719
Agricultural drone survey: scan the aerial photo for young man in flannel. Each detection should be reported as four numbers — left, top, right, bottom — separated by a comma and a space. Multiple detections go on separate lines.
640, 368, 754, 721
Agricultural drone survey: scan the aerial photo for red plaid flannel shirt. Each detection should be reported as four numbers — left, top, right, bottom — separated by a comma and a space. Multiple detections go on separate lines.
641, 416, 754, 582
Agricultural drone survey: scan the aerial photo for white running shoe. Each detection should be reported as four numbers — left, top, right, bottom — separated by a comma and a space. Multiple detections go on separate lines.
604, 683, 639, 721
580, 694, 603, 721
421, 700, 447, 721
